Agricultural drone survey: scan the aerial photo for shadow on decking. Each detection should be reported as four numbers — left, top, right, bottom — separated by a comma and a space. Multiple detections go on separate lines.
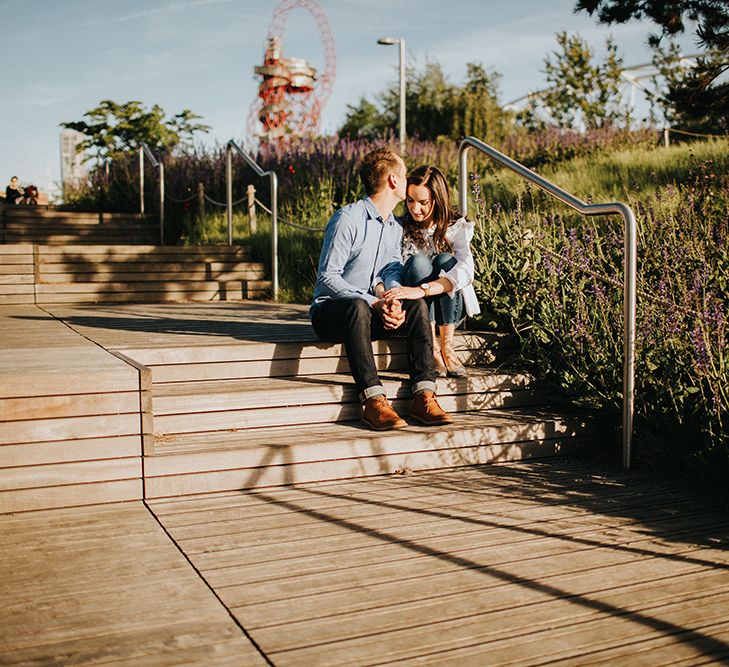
240, 459, 729, 661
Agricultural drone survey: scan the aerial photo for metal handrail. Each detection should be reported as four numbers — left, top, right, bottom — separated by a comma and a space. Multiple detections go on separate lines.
458, 136, 636, 469
226, 140, 278, 300
139, 143, 165, 245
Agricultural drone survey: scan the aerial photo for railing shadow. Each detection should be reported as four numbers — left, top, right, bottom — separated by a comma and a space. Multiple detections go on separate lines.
233, 459, 729, 662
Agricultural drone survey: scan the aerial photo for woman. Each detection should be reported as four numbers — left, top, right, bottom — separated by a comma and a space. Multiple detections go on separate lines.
5, 177, 23, 205
384, 165, 480, 377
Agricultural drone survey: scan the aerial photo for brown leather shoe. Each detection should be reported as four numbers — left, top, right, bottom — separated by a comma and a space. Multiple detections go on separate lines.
410, 391, 454, 426
362, 395, 407, 431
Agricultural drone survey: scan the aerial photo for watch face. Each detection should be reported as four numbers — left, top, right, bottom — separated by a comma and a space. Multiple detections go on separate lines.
421, 283, 430, 290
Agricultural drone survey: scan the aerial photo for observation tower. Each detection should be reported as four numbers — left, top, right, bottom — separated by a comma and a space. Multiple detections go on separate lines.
247, 0, 336, 146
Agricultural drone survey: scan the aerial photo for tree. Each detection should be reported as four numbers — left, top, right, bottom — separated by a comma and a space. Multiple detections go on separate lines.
453, 64, 512, 141
339, 61, 512, 142
541, 32, 628, 129
575, 0, 729, 132
339, 97, 390, 140
61, 100, 210, 160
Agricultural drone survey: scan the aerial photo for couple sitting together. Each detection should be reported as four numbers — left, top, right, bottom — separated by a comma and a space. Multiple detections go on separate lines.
310, 147, 480, 431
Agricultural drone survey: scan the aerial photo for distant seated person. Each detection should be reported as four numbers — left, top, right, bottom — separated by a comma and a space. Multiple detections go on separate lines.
5, 176, 23, 205
22, 183, 39, 205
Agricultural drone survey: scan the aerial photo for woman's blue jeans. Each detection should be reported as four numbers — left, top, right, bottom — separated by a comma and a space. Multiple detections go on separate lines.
402, 252, 464, 326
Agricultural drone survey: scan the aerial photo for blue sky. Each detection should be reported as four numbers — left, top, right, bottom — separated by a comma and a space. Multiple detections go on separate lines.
1, 0, 697, 195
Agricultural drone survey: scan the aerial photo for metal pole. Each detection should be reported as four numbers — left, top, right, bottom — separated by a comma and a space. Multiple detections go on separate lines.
159, 162, 165, 246
247, 184, 257, 233
621, 203, 637, 469
398, 38, 406, 155
458, 137, 636, 468
226, 143, 233, 246
270, 172, 279, 301
139, 147, 145, 214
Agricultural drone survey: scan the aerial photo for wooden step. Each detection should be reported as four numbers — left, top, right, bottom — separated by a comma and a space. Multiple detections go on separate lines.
144, 408, 601, 498
151, 369, 541, 435
38, 260, 264, 276
35, 281, 272, 304
4, 209, 152, 222
36, 244, 253, 257
0, 245, 34, 304
0, 305, 145, 512
123, 333, 500, 383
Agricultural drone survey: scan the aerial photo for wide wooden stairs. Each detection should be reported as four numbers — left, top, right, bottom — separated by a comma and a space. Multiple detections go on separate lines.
1, 206, 159, 245
0, 302, 602, 511
122, 330, 602, 499
0, 208, 270, 303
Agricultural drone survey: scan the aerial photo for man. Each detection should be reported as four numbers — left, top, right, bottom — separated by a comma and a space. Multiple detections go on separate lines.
310, 147, 453, 431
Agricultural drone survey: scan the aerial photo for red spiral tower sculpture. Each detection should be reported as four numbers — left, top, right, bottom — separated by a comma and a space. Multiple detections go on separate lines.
247, 0, 336, 146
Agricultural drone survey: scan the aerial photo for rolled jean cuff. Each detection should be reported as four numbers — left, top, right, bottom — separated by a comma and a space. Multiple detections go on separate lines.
360, 384, 386, 402
412, 380, 437, 395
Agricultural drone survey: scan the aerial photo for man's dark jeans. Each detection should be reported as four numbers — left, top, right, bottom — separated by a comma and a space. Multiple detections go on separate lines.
311, 297, 437, 399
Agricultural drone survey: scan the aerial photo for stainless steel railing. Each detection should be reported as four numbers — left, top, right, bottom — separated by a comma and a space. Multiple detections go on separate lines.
458, 136, 636, 469
139, 144, 165, 245
226, 140, 279, 300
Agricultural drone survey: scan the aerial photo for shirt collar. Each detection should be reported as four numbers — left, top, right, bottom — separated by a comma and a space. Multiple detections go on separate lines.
363, 196, 395, 225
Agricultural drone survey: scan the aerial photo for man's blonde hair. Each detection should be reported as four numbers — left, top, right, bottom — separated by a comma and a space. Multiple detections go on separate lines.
359, 147, 402, 196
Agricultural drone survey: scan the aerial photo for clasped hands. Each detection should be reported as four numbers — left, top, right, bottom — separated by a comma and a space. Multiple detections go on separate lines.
372, 285, 426, 330
372, 296, 405, 330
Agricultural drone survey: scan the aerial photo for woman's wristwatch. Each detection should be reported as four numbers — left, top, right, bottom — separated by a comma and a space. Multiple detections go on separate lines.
420, 283, 431, 297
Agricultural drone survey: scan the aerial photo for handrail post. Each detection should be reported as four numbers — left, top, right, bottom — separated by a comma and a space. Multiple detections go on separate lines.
139, 146, 145, 214
225, 139, 279, 301
159, 161, 165, 245
226, 143, 233, 246
270, 172, 279, 300
458, 136, 636, 468
621, 203, 637, 469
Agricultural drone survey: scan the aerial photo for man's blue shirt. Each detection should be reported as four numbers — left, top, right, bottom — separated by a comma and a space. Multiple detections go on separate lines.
310, 197, 403, 313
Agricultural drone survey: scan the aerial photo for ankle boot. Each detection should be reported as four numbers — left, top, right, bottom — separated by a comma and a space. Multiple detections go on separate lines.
410, 390, 454, 426
362, 395, 407, 431
440, 324, 467, 378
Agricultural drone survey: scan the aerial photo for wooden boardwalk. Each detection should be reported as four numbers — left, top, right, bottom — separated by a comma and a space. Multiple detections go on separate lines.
1, 459, 728, 665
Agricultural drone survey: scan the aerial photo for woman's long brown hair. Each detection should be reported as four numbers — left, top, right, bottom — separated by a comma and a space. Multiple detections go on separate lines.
403, 165, 457, 254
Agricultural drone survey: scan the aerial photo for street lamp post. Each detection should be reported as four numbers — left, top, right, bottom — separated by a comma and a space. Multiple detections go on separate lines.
377, 37, 405, 154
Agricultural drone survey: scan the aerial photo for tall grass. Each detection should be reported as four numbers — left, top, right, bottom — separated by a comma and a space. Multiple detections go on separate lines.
470, 145, 727, 484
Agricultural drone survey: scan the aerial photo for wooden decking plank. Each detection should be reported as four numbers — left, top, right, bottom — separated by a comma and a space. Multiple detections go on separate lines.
222, 535, 729, 635
152, 368, 528, 407
0, 413, 140, 445
559, 621, 729, 666
263, 587, 729, 666
0, 457, 141, 491
149, 457, 728, 666
144, 435, 592, 498
151, 390, 538, 434
158, 479, 699, 545
150, 408, 596, 457
253, 568, 729, 660
145, 415, 598, 476
0, 479, 142, 513
149, 354, 407, 383
0, 391, 139, 421
181, 492, 722, 571
210, 519, 729, 613
0, 501, 267, 665
199, 510, 726, 601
